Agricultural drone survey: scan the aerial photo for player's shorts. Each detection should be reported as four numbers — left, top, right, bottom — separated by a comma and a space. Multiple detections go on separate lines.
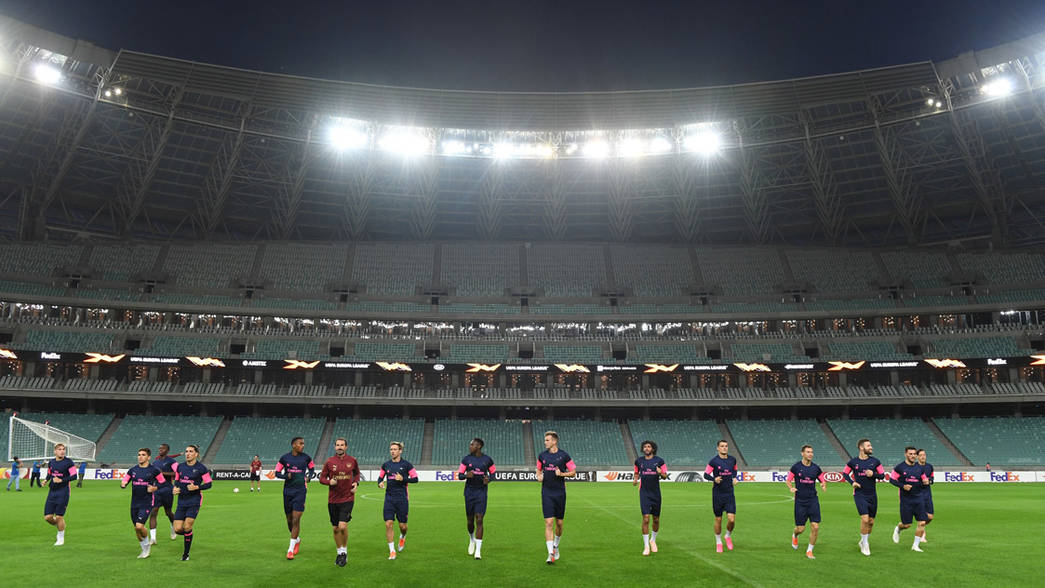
328, 500, 355, 526
44, 492, 70, 517
283, 488, 307, 514
464, 486, 488, 516
854, 493, 878, 518
712, 491, 736, 517
174, 501, 201, 521
541, 491, 566, 520
250, 472, 261, 482
131, 504, 152, 525
922, 492, 934, 515
899, 496, 927, 525
153, 487, 174, 510
384, 497, 409, 523
794, 498, 821, 526
640, 491, 662, 516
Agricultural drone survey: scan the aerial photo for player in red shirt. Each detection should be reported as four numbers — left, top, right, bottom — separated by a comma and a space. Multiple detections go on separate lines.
249, 455, 262, 493
319, 438, 360, 567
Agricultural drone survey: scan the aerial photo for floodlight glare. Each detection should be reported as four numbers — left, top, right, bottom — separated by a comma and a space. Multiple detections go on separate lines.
982, 77, 1013, 98
33, 63, 62, 85
378, 130, 430, 155
536, 144, 555, 158
648, 136, 673, 154
441, 140, 467, 155
583, 140, 610, 159
327, 125, 368, 151
492, 142, 515, 159
565, 143, 579, 155
684, 130, 721, 155
114, 88, 123, 96
104, 90, 112, 98
617, 138, 646, 158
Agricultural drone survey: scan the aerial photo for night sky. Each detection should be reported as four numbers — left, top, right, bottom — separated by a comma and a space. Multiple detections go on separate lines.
2, 0, 1045, 92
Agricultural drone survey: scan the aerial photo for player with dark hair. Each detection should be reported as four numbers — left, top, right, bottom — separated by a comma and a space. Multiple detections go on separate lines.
841, 438, 884, 556
704, 439, 738, 553
319, 438, 360, 567
43, 443, 77, 546
916, 449, 935, 542
458, 437, 495, 559
890, 446, 930, 552
537, 430, 576, 564
121, 448, 164, 558
275, 436, 315, 560
378, 441, 418, 560
149, 443, 179, 544
785, 444, 826, 559
634, 440, 667, 556
172, 444, 212, 561
250, 455, 263, 493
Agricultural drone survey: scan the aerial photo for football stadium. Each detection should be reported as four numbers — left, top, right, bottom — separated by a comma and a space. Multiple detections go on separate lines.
0, 10, 1044, 587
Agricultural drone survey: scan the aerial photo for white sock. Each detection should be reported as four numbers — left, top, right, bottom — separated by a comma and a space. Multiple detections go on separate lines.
860, 533, 869, 544
643, 533, 650, 547
914, 535, 924, 546
715, 533, 722, 545
553, 535, 561, 548
469, 532, 475, 543
546, 540, 554, 555
725, 529, 731, 538
149, 529, 156, 541
337, 547, 347, 555
288, 539, 295, 551
140, 538, 148, 548
475, 539, 482, 550
388, 542, 395, 552
792, 533, 797, 541
57, 531, 65, 540
650, 530, 658, 542
807, 544, 814, 553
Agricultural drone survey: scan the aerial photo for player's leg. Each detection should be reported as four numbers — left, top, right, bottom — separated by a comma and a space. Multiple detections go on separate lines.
180, 514, 197, 560
385, 519, 396, 558
792, 501, 806, 549
396, 501, 409, 551
724, 512, 735, 550
894, 500, 913, 543
806, 522, 819, 558
642, 513, 651, 555
649, 506, 661, 554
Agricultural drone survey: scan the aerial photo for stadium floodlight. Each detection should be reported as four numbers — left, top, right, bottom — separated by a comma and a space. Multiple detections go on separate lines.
441, 140, 467, 155
536, 144, 555, 158
492, 142, 515, 159
617, 137, 646, 158
378, 129, 431, 155
926, 98, 935, 106
583, 140, 610, 159
648, 135, 673, 154
982, 77, 1013, 98
565, 143, 579, 155
327, 124, 368, 151
114, 88, 122, 96
684, 130, 721, 155
33, 63, 62, 85
104, 90, 112, 97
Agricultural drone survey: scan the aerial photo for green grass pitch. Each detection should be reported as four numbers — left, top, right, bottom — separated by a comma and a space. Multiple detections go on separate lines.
3, 481, 1040, 587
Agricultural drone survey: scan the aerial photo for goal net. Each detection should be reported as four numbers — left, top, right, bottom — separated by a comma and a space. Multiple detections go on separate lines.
8, 416, 96, 461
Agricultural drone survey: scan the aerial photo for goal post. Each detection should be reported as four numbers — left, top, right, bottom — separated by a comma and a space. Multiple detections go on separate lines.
8, 415, 96, 461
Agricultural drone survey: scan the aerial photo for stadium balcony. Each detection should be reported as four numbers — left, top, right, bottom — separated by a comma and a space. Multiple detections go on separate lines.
934, 416, 1045, 467
531, 420, 629, 466
627, 419, 722, 465
98, 415, 222, 464
215, 417, 325, 464
326, 418, 425, 466
432, 418, 525, 466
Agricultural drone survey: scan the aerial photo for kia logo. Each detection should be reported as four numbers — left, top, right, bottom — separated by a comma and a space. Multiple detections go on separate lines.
824, 471, 844, 483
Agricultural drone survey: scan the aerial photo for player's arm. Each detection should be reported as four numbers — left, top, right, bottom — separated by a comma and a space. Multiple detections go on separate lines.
274, 457, 287, 480
377, 467, 386, 489
405, 466, 419, 484
484, 462, 495, 485
659, 462, 669, 480
535, 460, 544, 482
319, 461, 333, 486
171, 462, 180, 494
926, 467, 934, 485
306, 460, 316, 483
704, 463, 718, 483
874, 463, 886, 481
817, 471, 827, 491
120, 472, 131, 489
785, 468, 796, 493
197, 470, 213, 491
558, 459, 577, 478
633, 462, 640, 487
457, 461, 469, 481
889, 467, 907, 490
148, 472, 163, 492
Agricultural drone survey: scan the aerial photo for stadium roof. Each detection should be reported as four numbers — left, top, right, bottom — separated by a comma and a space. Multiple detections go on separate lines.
1, 14, 1044, 245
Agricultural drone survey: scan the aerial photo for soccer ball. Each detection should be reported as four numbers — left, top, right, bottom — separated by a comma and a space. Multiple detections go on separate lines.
233, 487, 240, 493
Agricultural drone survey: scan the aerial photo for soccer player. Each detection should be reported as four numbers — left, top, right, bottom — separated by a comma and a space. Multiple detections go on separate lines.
250, 455, 263, 493
537, 430, 576, 565
275, 436, 316, 560
458, 437, 495, 559
121, 448, 164, 558
43, 444, 78, 546
917, 449, 935, 542
319, 438, 360, 567
841, 438, 885, 556
76, 461, 86, 487
172, 444, 212, 561
890, 446, 930, 552
7, 456, 21, 491
704, 439, 738, 553
785, 444, 826, 559
30, 460, 42, 487
149, 443, 178, 544
634, 440, 667, 556
377, 441, 418, 560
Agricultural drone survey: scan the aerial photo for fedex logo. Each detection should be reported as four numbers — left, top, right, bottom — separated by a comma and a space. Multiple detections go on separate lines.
772, 472, 789, 482
734, 471, 756, 482
94, 469, 119, 479
434, 471, 460, 482
990, 472, 1020, 482
944, 472, 975, 482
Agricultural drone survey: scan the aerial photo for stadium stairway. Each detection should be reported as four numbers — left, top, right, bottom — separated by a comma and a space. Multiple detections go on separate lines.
315, 418, 336, 463
93, 416, 123, 461
202, 418, 232, 464
420, 420, 435, 467
819, 420, 851, 462
620, 421, 638, 463
521, 420, 536, 466
718, 421, 747, 469
926, 418, 973, 466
